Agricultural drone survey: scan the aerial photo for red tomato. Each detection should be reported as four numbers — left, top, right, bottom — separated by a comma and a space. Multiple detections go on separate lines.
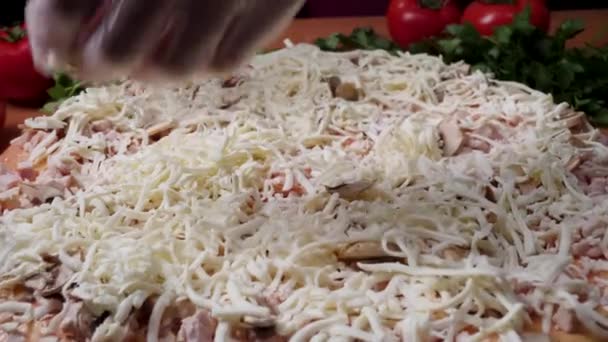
0, 24, 53, 105
387, 0, 462, 48
0, 101, 5, 128
461, 0, 550, 36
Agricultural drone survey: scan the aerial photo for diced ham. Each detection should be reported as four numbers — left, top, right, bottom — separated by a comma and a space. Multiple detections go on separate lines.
37, 156, 76, 182
58, 301, 95, 341
16, 161, 38, 182
0, 312, 12, 324
462, 123, 504, 153
256, 295, 281, 315
90, 119, 113, 133
232, 327, 287, 342
477, 124, 503, 140
571, 240, 603, 259
23, 131, 54, 153
598, 132, 608, 147
0, 330, 26, 342
438, 119, 464, 156
177, 310, 217, 342
10, 130, 36, 147
0, 167, 21, 192
34, 297, 63, 319
588, 177, 608, 197
20, 178, 70, 204
373, 280, 390, 291
500, 115, 523, 127
104, 130, 121, 142
553, 306, 575, 333
512, 280, 535, 296
465, 137, 490, 153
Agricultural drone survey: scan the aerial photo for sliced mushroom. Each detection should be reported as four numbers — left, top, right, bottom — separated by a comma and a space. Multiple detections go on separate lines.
517, 178, 541, 195
304, 194, 330, 213
90, 119, 113, 133
327, 76, 342, 96
241, 315, 276, 329
335, 82, 360, 101
484, 185, 498, 203
222, 76, 240, 88
441, 247, 469, 261
220, 93, 243, 110
146, 121, 175, 138
438, 119, 464, 156
25, 264, 73, 297
336, 241, 394, 262
326, 180, 374, 201
486, 212, 498, 224
301, 135, 335, 149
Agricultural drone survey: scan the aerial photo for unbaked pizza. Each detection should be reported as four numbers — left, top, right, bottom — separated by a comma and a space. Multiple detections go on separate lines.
1, 44, 607, 341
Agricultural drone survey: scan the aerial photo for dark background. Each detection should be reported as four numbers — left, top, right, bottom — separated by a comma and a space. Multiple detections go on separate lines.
2, 1, 607, 26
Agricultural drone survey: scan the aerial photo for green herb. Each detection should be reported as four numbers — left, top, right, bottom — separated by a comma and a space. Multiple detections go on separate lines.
315, 27, 401, 55
314, 10, 608, 125
1, 25, 26, 43
42, 73, 85, 114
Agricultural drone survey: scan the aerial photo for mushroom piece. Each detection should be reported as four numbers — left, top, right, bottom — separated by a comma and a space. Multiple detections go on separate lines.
222, 76, 240, 88
336, 241, 394, 262
517, 178, 541, 195
146, 121, 175, 139
25, 264, 73, 297
438, 119, 464, 156
335, 82, 360, 102
327, 76, 342, 96
326, 180, 374, 201
241, 315, 277, 329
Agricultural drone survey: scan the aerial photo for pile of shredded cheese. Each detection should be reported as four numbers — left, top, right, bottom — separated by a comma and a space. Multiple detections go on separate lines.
2, 44, 608, 341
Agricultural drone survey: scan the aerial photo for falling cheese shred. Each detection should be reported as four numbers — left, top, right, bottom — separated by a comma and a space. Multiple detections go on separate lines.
1, 44, 608, 341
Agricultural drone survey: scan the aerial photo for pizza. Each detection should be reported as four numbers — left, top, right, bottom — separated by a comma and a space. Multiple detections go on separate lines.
1, 43, 607, 341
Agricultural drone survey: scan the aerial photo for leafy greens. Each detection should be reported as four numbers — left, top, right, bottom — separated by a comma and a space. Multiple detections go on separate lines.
315, 9, 608, 125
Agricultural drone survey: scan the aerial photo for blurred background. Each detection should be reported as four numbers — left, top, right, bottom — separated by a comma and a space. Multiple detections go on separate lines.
298, 1, 607, 17
2, 0, 607, 25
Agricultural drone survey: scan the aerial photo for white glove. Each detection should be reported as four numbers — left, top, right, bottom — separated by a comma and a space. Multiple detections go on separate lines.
25, 0, 305, 81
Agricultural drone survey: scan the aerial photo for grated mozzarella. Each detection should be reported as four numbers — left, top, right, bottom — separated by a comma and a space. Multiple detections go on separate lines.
1, 44, 608, 340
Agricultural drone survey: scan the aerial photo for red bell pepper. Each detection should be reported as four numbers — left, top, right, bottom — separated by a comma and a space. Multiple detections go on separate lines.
387, 0, 461, 48
461, 0, 550, 36
0, 24, 53, 106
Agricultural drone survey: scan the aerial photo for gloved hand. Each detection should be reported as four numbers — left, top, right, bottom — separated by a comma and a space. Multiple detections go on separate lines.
25, 0, 305, 81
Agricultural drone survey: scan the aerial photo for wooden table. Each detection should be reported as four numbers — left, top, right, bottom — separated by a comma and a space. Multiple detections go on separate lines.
2, 10, 607, 153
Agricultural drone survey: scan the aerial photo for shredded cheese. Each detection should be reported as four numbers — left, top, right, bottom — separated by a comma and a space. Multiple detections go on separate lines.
1, 44, 608, 340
